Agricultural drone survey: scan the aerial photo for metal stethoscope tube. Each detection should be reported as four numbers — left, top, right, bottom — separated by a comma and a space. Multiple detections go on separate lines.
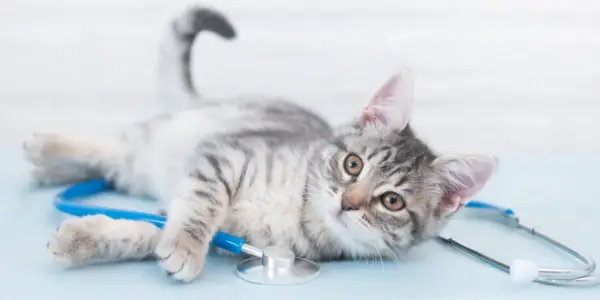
437, 201, 599, 287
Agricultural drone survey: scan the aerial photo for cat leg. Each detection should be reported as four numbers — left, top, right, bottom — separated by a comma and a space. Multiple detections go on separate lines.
48, 215, 161, 266
154, 156, 235, 282
23, 133, 121, 186
147, 209, 239, 257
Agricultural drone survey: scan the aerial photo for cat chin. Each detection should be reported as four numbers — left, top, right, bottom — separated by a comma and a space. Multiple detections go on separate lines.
327, 213, 392, 257
307, 185, 389, 254
310, 188, 356, 229
316, 195, 385, 246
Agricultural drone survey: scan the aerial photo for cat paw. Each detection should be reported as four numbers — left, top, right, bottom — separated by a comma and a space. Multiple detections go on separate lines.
213, 247, 239, 257
23, 133, 91, 186
47, 215, 110, 266
155, 231, 207, 282
30, 166, 87, 186
23, 133, 65, 166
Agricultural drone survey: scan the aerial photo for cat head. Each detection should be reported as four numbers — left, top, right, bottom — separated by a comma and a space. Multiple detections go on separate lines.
308, 70, 497, 257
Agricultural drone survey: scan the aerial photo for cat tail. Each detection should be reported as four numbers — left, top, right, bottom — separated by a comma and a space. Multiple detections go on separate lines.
157, 5, 236, 110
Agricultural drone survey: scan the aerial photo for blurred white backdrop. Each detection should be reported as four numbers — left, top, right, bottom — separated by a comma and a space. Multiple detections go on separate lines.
1, 0, 599, 155
2, 2, 600, 298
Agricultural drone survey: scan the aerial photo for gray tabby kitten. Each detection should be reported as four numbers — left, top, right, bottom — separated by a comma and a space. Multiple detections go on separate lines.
25, 5, 497, 283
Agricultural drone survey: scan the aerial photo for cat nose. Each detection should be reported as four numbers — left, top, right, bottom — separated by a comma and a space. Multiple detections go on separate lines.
341, 196, 361, 211
341, 184, 370, 211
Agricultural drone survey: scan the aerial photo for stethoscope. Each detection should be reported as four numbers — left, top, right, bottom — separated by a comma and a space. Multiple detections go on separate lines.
53, 179, 598, 287
437, 202, 599, 287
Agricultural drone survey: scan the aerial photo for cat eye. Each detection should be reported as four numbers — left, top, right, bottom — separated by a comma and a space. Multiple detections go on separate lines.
380, 192, 406, 211
343, 153, 363, 176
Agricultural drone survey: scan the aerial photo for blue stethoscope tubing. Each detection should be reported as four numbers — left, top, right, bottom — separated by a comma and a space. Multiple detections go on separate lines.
54, 179, 598, 287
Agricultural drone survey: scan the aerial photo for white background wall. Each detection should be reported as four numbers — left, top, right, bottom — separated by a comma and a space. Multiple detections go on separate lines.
1, 0, 599, 155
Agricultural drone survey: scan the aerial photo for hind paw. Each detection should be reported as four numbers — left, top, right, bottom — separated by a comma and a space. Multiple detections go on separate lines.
47, 215, 111, 266
23, 133, 94, 186
30, 166, 92, 186
23, 133, 67, 166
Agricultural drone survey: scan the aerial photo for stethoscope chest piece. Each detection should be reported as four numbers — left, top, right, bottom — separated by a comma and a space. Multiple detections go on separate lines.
236, 247, 320, 285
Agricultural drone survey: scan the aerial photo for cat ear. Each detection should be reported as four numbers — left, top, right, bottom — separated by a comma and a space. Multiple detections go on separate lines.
358, 70, 414, 130
432, 154, 498, 215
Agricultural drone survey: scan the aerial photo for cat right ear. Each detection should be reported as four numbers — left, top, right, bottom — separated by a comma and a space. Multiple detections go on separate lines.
431, 154, 498, 216
357, 69, 414, 130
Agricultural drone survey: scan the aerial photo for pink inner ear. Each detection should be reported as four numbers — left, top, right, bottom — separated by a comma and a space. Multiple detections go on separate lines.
435, 155, 497, 215
358, 71, 413, 128
371, 74, 399, 101
363, 75, 401, 125
359, 107, 377, 125
440, 173, 489, 213
439, 184, 479, 214
449, 173, 480, 203
439, 194, 463, 214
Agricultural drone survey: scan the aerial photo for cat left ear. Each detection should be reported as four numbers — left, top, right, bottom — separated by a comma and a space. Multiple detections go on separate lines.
432, 154, 498, 216
358, 69, 414, 130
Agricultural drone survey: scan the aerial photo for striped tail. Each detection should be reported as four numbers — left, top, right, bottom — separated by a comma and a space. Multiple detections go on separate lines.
157, 5, 236, 110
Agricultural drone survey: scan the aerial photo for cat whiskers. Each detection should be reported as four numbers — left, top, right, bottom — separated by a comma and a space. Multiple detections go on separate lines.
357, 216, 401, 269
385, 247, 403, 265
359, 220, 406, 267
345, 215, 386, 271
369, 243, 385, 272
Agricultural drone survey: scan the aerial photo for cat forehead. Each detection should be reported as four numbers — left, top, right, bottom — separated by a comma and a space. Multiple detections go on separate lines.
332, 131, 436, 188
335, 128, 397, 151
336, 128, 435, 163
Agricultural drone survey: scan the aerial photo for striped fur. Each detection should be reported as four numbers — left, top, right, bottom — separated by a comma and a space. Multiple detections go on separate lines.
27, 4, 497, 283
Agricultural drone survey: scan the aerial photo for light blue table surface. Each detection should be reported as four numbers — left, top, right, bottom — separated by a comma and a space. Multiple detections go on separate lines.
1, 146, 599, 299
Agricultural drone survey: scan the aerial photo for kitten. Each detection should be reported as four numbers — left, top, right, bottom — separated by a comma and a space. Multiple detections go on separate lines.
25, 4, 497, 282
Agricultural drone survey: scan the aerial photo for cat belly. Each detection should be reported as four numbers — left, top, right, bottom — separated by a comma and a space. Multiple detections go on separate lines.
111, 105, 317, 253
219, 188, 307, 251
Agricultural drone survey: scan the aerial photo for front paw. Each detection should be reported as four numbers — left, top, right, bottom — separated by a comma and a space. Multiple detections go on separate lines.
155, 231, 207, 282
